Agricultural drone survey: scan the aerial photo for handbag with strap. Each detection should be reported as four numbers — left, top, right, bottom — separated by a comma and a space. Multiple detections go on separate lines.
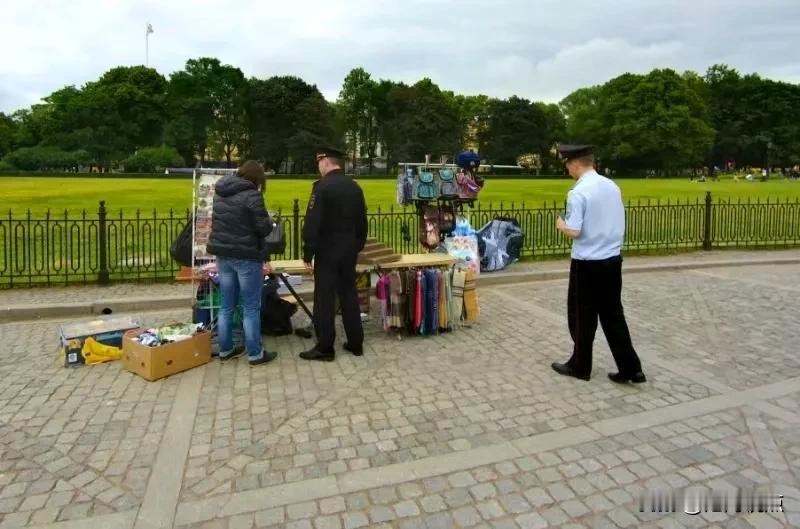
170, 218, 193, 267
263, 216, 286, 257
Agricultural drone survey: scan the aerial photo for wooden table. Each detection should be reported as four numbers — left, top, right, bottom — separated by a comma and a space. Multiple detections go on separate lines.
373, 253, 458, 271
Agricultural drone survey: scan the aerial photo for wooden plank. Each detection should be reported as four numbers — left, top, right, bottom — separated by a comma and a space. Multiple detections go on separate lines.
374, 254, 458, 270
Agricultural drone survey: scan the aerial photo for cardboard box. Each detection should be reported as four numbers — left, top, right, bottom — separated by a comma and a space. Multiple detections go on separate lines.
60, 316, 141, 367
122, 329, 211, 381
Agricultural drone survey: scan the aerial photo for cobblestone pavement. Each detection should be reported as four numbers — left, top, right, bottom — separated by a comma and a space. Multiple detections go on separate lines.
1, 260, 799, 528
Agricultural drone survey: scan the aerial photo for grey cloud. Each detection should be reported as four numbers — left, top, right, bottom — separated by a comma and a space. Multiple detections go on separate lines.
1, 0, 798, 113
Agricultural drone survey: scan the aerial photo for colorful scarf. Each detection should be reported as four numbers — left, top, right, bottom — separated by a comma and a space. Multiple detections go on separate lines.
463, 268, 479, 322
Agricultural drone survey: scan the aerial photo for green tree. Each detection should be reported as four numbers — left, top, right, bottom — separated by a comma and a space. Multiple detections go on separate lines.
481, 96, 549, 165
166, 58, 248, 166
11, 107, 48, 149
287, 93, 338, 174
4, 146, 90, 171
247, 76, 320, 171
452, 94, 491, 152
165, 59, 215, 164
705, 64, 800, 168
123, 146, 184, 172
562, 69, 715, 173
383, 79, 461, 163
338, 68, 377, 171
0, 112, 17, 158
536, 102, 567, 171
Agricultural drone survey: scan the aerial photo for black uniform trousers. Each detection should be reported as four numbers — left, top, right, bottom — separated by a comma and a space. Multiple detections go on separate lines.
313, 242, 363, 352
566, 255, 642, 377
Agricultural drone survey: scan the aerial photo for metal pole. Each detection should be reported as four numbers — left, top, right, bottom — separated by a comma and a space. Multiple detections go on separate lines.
146, 32, 149, 66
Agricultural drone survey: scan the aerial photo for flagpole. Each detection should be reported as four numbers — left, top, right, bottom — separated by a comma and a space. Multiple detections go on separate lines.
146, 24, 149, 66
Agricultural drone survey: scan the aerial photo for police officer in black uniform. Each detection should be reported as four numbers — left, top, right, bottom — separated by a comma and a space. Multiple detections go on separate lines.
300, 146, 368, 361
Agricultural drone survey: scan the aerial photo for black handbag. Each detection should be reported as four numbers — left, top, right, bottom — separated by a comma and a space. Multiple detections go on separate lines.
263, 217, 286, 256
170, 218, 193, 266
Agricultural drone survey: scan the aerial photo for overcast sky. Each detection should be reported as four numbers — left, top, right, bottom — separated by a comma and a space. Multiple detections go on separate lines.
1, 0, 799, 113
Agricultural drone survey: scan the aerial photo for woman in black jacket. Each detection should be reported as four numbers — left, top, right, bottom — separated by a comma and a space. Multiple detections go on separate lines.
207, 160, 276, 365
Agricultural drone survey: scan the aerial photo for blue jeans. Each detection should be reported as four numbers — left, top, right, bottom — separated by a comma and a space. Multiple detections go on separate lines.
217, 257, 264, 360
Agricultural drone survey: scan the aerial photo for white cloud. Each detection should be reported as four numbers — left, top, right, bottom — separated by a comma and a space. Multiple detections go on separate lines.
1, 0, 798, 113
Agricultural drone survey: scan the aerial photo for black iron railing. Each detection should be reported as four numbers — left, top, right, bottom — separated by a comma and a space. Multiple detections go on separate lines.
1, 192, 799, 287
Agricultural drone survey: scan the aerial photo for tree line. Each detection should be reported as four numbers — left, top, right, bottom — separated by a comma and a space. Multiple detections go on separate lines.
0, 59, 798, 174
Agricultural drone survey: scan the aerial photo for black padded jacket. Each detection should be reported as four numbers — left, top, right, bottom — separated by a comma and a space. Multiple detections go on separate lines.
207, 175, 273, 261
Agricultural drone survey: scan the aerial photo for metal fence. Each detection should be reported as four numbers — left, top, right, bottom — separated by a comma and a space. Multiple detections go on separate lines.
1, 193, 799, 287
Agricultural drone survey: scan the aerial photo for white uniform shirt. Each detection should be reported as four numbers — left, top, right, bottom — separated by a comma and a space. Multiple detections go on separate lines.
564, 169, 625, 260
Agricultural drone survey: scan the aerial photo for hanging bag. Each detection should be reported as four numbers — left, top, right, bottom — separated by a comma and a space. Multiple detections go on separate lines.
418, 205, 441, 249
170, 218, 193, 267
438, 202, 456, 234
416, 170, 439, 201
263, 216, 286, 257
439, 168, 459, 198
457, 169, 480, 199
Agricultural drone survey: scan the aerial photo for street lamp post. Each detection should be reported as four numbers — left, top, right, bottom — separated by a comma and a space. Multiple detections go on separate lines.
766, 140, 773, 177
145, 23, 154, 66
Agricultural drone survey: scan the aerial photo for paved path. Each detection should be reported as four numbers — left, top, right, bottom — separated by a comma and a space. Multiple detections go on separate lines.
2, 249, 799, 311
1, 258, 799, 528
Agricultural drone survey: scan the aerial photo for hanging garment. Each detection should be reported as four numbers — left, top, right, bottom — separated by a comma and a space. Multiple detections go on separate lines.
463, 269, 479, 322
389, 272, 403, 329
415, 270, 423, 333
438, 270, 448, 331
406, 270, 416, 334
446, 269, 454, 329
425, 270, 438, 335
419, 271, 426, 335
452, 269, 466, 323
375, 276, 396, 331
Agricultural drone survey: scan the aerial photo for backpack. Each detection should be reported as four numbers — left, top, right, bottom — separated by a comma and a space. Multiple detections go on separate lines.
439, 169, 459, 198
439, 203, 456, 234
170, 219, 193, 267
419, 206, 441, 249
457, 170, 480, 199
415, 171, 439, 201
456, 150, 481, 169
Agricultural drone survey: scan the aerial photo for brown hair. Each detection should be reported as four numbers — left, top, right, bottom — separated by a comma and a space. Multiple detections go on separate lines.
237, 160, 266, 191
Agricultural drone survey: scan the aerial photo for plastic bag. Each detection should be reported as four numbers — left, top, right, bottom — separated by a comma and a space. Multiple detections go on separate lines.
443, 234, 480, 278
81, 337, 123, 364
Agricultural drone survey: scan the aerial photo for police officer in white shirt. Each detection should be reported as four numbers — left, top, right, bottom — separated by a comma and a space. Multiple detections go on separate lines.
552, 144, 646, 384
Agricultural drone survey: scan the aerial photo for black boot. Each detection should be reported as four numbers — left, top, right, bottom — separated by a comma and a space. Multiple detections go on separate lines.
300, 345, 335, 362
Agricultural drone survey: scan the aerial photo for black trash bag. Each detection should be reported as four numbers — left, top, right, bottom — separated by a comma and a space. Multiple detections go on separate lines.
477, 217, 524, 272
261, 278, 297, 336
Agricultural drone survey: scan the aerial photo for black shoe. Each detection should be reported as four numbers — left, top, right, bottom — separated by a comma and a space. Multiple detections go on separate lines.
608, 371, 647, 384
344, 343, 363, 356
248, 351, 277, 366
219, 346, 244, 362
299, 345, 335, 362
551, 362, 590, 381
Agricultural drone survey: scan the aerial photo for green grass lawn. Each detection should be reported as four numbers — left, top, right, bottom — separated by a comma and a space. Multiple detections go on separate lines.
1, 176, 799, 216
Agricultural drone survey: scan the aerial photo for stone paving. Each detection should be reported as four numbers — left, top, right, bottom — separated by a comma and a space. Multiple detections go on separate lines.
0, 257, 799, 528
